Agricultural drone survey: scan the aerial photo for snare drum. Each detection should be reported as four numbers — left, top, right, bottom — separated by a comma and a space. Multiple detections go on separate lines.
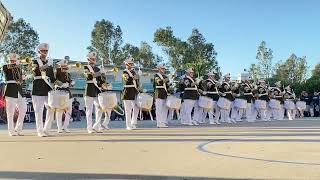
284, 100, 296, 110
198, 96, 213, 110
48, 90, 69, 109
98, 92, 118, 109
296, 101, 306, 110
234, 98, 247, 109
217, 97, 232, 109
269, 99, 281, 109
166, 95, 181, 110
136, 93, 153, 111
255, 100, 267, 109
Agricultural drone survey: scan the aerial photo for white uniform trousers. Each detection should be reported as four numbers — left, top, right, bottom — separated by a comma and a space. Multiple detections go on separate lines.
208, 101, 219, 124
231, 106, 245, 122
102, 109, 112, 129
182, 99, 200, 125
32, 95, 49, 134
197, 107, 206, 123
180, 101, 187, 124
245, 103, 256, 122
220, 108, 232, 123
287, 109, 296, 120
123, 100, 139, 129
155, 98, 169, 127
270, 105, 284, 120
256, 108, 269, 121
5, 94, 27, 135
84, 96, 103, 131
56, 99, 72, 131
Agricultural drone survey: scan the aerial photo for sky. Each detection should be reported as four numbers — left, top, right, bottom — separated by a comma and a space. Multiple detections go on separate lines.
2, 0, 320, 76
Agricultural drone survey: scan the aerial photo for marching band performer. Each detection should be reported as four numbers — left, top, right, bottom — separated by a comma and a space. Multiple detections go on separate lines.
284, 85, 296, 120
231, 81, 247, 122
154, 64, 170, 128
269, 81, 284, 120
180, 68, 200, 126
205, 71, 221, 125
122, 57, 139, 130
3, 53, 27, 136
255, 79, 270, 121
54, 56, 73, 133
242, 79, 256, 122
32, 43, 56, 137
218, 73, 235, 123
83, 52, 104, 133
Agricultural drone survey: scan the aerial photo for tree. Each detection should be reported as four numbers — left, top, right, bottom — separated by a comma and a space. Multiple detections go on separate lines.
0, 18, 39, 59
154, 27, 220, 78
274, 54, 308, 83
120, 43, 140, 60
311, 63, 320, 79
118, 42, 163, 69
87, 19, 123, 65
248, 63, 261, 81
138, 41, 160, 69
256, 41, 273, 79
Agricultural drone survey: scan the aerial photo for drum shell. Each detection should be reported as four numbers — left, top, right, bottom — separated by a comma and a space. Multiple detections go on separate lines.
296, 101, 306, 110
98, 92, 118, 109
255, 100, 267, 109
166, 95, 181, 109
284, 100, 296, 110
48, 90, 69, 109
217, 97, 232, 109
269, 99, 281, 109
198, 96, 213, 110
234, 98, 247, 109
136, 93, 153, 111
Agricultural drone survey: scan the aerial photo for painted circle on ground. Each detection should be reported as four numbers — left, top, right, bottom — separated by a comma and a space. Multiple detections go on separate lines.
197, 139, 320, 166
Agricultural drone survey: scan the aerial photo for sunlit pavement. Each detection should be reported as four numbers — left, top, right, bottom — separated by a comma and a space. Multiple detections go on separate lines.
1, 118, 320, 180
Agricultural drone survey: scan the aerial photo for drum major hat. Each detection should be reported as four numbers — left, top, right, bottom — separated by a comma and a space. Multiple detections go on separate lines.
186, 68, 194, 73
124, 57, 134, 65
7, 53, 19, 61
37, 43, 49, 51
157, 64, 166, 69
87, 52, 97, 60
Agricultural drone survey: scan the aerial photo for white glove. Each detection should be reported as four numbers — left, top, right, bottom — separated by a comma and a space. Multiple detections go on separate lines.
202, 91, 207, 95
61, 83, 69, 88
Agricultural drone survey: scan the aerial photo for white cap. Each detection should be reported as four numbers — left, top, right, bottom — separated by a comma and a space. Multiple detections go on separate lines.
208, 71, 215, 76
57, 59, 68, 66
87, 52, 97, 60
157, 64, 166, 69
124, 57, 134, 65
224, 73, 231, 78
37, 43, 49, 51
186, 68, 194, 73
7, 53, 19, 61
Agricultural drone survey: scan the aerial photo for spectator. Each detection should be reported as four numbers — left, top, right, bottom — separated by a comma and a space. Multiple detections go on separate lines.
72, 98, 81, 121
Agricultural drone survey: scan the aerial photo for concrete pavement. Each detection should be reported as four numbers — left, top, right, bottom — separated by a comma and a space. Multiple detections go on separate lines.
0, 118, 320, 179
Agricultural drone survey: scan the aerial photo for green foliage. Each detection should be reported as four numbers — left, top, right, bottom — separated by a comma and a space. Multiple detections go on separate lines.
255, 41, 273, 79
248, 63, 261, 81
311, 63, 320, 78
87, 19, 123, 65
0, 18, 39, 59
154, 27, 220, 78
273, 54, 308, 83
